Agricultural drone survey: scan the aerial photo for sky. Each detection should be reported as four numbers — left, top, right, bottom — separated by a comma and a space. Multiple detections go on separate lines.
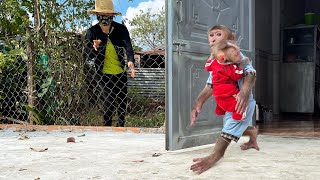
25, 0, 165, 34
91, 0, 165, 30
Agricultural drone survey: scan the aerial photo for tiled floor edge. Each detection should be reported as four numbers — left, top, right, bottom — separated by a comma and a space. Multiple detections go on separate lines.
0, 124, 165, 134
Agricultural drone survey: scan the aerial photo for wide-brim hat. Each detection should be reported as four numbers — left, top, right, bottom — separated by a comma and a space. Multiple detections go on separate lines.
88, 0, 121, 15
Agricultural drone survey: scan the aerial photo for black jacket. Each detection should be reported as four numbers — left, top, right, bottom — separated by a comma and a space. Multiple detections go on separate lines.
84, 21, 134, 74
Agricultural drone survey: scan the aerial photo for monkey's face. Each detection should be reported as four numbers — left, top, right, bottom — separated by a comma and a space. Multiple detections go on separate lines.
208, 29, 227, 50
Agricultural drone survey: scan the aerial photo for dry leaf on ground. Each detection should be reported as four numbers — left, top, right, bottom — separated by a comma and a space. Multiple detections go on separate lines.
30, 147, 48, 152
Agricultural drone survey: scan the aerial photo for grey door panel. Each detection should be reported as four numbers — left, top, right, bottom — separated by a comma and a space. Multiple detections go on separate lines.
176, 0, 253, 54
166, 0, 254, 151
166, 51, 223, 150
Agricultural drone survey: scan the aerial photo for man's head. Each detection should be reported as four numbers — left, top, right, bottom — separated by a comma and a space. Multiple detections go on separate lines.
88, 0, 121, 26
212, 40, 241, 64
207, 25, 235, 50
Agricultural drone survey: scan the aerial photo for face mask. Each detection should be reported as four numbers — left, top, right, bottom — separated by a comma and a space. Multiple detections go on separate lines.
97, 15, 114, 26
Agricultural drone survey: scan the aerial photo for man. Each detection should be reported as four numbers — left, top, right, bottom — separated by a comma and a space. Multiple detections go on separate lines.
84, 0, 135, 127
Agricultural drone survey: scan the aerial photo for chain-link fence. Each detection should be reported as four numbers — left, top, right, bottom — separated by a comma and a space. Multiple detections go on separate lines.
0, 32, 165, 127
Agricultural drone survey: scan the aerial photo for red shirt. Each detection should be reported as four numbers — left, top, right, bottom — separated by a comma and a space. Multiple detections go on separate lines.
205, 59, 243, 97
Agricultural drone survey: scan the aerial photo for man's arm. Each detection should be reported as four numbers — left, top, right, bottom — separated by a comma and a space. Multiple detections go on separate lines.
190, 84, 213, 126
235, 72, 256, 113
122, 26, 135, 77
84, 29, 97, 61
122, 26, 134, 64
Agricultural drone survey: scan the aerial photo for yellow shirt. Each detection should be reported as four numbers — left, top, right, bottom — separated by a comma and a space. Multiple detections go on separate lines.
102, 39, 125, 75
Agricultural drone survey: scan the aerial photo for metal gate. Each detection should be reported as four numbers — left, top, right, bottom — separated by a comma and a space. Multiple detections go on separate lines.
166, 0, 255, 150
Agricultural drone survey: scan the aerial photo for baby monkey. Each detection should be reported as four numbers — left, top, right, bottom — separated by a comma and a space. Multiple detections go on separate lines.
205, 40, 250, 120
211, 40, 250, 68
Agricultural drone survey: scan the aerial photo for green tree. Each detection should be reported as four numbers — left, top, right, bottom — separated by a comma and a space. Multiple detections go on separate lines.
0, 0, 94, 37
128, 7, 165, 50
0, 0, 94, 124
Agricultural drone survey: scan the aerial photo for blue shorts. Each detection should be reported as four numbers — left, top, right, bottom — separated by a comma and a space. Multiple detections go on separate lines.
221, 98, 256, 142
206, 53, 256, 142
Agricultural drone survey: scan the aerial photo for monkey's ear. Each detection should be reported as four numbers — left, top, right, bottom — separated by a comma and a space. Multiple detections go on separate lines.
217, 52, 225, 63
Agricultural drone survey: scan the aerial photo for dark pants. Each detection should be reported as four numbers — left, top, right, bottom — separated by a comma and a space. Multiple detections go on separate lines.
99, 72, 127, 127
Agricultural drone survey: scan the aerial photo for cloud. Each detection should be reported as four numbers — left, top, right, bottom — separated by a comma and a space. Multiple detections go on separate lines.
123, 0, 165, 30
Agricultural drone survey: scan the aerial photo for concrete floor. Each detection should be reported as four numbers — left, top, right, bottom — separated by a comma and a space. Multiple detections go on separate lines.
1, 129, 320, 180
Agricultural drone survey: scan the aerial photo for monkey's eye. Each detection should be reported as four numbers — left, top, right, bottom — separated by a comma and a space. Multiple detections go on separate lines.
209, 33, 214, 37
216, 33, 222, 36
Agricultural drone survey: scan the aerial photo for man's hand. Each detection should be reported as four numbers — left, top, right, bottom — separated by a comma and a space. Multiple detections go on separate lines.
93, 39, 102, 51
128, 61, 135, 78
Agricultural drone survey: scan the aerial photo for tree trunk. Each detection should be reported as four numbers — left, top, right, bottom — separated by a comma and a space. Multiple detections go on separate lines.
26, 0, 41, 124
34, 0, 41, 30
26, 29, 35, 124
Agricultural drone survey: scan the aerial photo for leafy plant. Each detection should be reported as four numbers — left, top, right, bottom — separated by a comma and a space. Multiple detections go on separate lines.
0, 0, 166, 127
0, 48, 25, 74
128, 7, 165, 50
125, 110, 165, 128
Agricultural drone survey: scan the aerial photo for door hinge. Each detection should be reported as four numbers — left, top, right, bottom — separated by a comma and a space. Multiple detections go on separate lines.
173, 41, 186, 55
